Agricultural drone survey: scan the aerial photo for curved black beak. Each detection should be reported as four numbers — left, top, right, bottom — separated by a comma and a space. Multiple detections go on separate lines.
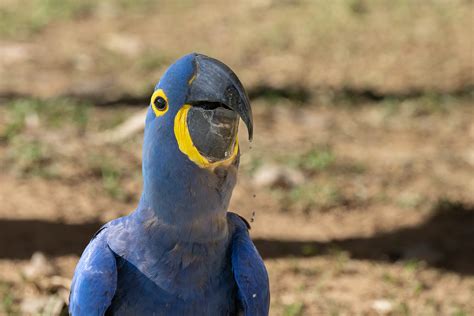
186, 54, 253, 141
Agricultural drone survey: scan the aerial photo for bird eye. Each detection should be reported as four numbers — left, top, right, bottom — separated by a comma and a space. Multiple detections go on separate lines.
150, 89, 169, 117
154, 96, 167, 111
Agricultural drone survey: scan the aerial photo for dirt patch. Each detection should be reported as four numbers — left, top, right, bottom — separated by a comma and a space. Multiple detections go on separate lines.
1, 99, 473, 314
0, 1, 472, 100
1, 1, 473, 314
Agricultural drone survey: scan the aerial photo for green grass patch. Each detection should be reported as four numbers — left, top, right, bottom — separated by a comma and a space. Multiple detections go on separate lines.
452, 307, 468, 316
0, 282, 15, 315
396, 302, 410, 316
283, 302, 304, 316
242, 155, 264, 176
0, 0, 96, 38
137, 52, 173, 72
284, 146, 335, 172
0, 0, 157, 38
381, 93, 460, 118
282, 182, 344, 213
7, 137, 56, 178
1, 98, 89, 141
403, 258, 423, 272
396, 193, 426, 210
88, 154, 128, 200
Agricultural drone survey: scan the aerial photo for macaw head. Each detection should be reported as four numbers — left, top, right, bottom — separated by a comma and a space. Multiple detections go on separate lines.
141, 53, 252, 225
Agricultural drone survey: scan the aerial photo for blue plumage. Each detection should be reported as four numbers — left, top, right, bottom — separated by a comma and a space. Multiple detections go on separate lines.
69, 53, 269, 315
69, 227, 116, 315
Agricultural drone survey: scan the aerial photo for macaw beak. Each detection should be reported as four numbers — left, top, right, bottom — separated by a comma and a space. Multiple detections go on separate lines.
185, 54, 253, 162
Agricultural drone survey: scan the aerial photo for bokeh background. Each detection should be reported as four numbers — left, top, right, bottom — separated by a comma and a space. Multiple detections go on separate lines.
0, 0, 473, 315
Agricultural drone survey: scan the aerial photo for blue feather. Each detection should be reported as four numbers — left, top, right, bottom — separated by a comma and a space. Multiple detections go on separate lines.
69, 226, 117, 315
229, 213, 270, 316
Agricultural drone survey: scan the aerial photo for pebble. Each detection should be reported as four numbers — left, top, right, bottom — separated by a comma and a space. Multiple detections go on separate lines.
371, 299, 393, 314
253, 164, 304, 189
22, 252, 54, 281
20, 296, 48, 315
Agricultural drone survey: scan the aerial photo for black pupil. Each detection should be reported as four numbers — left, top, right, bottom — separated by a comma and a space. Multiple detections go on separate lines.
154, 97, 167, 110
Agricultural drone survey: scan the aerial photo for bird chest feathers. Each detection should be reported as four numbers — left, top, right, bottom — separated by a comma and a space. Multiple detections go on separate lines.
105, 212, 237, 314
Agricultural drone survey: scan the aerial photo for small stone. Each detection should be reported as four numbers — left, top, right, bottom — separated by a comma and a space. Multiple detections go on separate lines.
105, 34, 143, 57
22, 252, 54, 281
371, 299, 393, 315
25, 112, 40, 129
43, 295, 66, 316
464, 149, 474, 166
20, 296, 48, 314
0, 43, 31, 63
253, 164, 304, 189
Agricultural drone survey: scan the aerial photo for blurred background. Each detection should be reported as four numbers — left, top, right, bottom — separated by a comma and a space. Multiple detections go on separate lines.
0, 0, 473, 315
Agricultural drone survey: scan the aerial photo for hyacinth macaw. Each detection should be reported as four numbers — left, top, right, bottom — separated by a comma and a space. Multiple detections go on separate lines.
69, 53, 270, 315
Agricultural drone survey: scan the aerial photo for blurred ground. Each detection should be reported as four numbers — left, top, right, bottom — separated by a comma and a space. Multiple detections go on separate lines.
0, 0, 473, 315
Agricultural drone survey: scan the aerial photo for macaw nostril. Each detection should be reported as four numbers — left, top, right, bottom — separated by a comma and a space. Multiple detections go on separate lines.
187, 106, 239, 162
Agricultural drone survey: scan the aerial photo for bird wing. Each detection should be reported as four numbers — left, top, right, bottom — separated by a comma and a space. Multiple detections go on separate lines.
229, 213, 270, 316
69, 226, 117, 316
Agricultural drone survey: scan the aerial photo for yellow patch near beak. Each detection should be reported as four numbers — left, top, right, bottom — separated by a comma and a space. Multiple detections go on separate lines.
174, 104, 239, 170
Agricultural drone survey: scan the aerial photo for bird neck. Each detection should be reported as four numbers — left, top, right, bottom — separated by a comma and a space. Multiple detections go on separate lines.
141, 160, 238, 228
140, 123, 239, 233
134, 199, 230, 244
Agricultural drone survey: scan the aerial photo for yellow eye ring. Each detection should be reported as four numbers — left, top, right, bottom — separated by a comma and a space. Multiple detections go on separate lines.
150, 89, 169, 117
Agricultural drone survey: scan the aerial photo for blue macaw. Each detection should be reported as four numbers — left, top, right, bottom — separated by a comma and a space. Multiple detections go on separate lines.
69, 53, 270, 315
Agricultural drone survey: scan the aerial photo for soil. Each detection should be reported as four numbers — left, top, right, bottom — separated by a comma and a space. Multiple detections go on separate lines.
0, 1, 473, 315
